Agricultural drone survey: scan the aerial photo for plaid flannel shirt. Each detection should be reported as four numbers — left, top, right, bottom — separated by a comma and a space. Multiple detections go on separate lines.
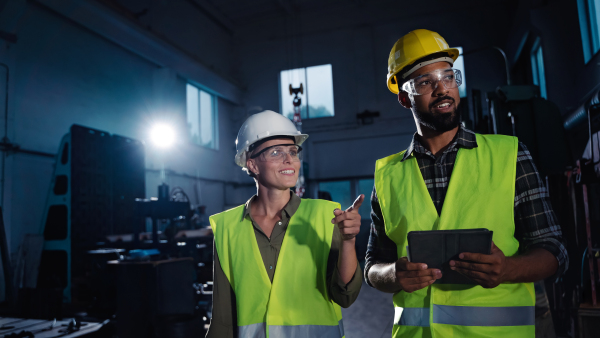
365, 126, 568, 285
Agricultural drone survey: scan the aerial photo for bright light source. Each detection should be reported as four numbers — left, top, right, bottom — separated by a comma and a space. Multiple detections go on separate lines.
150, 124, 175, 148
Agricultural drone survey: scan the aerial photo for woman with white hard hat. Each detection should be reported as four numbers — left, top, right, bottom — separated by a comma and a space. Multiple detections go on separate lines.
207, 110, 363, 338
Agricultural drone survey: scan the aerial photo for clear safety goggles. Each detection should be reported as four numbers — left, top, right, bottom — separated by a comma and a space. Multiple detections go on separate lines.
401, 68, 462, 96
250, 144, 303, 163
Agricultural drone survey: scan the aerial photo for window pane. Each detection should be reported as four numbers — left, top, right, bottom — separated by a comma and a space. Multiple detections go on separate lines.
531, 53, 539, 86
452, 47, 467, 98
591, 0, 600, 52
186, 84, 200, 145
358, 178, 374, 219
306, 64, 335, 118
199, 90, 214, 148
579, 0, 593, 62
280, 68, 307, 120
536, 47, 547, 99
319, 181, 352, 210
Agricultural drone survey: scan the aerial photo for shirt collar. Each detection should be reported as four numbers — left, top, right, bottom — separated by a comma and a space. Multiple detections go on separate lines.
243, 191, 301, 220
401, 125, 478, 161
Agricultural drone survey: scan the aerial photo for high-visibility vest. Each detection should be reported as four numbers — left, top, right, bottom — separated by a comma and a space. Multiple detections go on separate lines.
210, 198, 345, 338
374, 134, 535, 338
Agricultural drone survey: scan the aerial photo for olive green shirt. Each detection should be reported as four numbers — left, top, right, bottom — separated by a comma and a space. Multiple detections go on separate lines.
206, 193, 363, 338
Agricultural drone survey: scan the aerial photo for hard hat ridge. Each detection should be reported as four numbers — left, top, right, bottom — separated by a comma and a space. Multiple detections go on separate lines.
387, 29, 460, 94
234, 110, 308, 168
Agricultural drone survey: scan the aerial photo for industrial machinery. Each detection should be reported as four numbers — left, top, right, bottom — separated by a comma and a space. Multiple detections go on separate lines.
11, 124, 213, 337
289, 84, 306, 197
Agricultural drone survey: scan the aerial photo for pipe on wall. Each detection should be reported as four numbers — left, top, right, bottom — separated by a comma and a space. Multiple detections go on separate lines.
0, 62, 9, 210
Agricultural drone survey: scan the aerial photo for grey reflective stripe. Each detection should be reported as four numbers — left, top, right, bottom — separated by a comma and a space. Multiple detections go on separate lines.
432, 305, 535, 326
394, 307, 430, 327
238, 322, 266, 338
338, 319, 345, 337
268, 320, 343, 338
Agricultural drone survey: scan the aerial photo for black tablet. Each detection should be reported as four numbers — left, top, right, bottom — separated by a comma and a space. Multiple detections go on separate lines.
407, 229, 493, 284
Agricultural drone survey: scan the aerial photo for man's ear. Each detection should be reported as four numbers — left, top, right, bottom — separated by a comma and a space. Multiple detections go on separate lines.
398, 91, 412, 109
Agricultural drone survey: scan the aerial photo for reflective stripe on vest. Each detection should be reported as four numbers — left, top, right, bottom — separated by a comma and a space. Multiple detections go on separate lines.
268, 319, 344, 338
210, 199, 344, 338
375, 134, 535, 338
239, 323, 266, 338
394, 307, 429, 327
395, 306, 535, 327
239, 320, 344, 338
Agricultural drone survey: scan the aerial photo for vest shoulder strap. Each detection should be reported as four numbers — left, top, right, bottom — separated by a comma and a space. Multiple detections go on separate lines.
375, 150, 407, 172
209, 204, 245, 232
300, 198, 341, 210
476, 133, 518, 152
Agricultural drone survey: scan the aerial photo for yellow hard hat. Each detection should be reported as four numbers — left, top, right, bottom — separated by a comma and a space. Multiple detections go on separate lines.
387, 29, 460, 94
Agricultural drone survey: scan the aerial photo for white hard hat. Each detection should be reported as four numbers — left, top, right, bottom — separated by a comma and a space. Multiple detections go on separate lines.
235, 110, 308, 168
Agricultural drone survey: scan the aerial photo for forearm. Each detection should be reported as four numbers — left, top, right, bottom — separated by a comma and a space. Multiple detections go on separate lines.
503, 248, 558, 283
338, 239, 358, 285
367, 262, 402, 293
207, 244, 236, 338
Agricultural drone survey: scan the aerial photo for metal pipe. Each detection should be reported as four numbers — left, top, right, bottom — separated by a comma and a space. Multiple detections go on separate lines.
0, 142, 56, 158
0, 63, 8, 210
145, 168, 254, 187
462, 46, 511, 85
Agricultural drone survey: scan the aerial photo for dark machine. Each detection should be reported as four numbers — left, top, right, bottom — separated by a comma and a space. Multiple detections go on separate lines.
487, 83, 600, 337
10, 125, 213, 338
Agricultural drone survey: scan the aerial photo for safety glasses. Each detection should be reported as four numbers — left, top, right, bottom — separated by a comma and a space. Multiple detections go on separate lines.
401, 68, 462, 96
250, 144, 303, 163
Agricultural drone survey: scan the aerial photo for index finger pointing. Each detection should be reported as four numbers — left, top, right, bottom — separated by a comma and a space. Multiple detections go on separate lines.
346, 194, 365, 212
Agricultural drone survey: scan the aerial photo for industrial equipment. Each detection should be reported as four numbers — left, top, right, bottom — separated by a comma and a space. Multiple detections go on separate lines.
289, 83, 306, 197
9, 124, 213, 337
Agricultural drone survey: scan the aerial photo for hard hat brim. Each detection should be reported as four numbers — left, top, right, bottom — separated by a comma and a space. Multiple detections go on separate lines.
387, 47, 460, 94
235, 132, 308, 168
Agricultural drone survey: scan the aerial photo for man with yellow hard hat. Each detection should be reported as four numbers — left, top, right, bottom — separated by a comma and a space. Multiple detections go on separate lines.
365, 29, 567, 337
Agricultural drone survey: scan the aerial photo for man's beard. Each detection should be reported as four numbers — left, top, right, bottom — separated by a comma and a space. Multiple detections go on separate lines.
413, 95, 461, 132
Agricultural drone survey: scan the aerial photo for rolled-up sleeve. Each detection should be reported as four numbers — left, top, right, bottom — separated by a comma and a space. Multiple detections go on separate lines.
364, 185, 399, 287
206, 240, 237, 338
513, 142, 569, 280
328, 226, 363, 308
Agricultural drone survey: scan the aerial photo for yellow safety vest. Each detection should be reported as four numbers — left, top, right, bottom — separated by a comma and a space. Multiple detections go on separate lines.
210, 198, 344, 338
374, 134, 535, 338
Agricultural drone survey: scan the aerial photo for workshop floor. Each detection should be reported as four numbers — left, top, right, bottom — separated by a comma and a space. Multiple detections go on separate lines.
342, 280, 394, 338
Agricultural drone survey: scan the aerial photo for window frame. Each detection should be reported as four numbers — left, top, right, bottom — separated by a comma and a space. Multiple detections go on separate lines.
530, 38, 547, 99
452, 46, 468, 98
317, 176, 374, 220
186, 83, 219, 150
279, 64, 335, 120
578, 0, 600, 63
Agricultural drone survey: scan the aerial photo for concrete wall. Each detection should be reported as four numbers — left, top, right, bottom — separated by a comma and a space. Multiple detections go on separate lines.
0, 1, 248, 255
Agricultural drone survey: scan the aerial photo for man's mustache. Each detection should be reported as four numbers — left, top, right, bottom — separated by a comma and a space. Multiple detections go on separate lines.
429, 96, 455, 110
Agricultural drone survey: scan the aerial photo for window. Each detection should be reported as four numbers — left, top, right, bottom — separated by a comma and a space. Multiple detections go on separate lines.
578, 0, 600, 63
531, 38, 547, 99
319, 180, 352, 210
186, 84, 218, 149
318, 177, 374, 220
279, 64, 335, 120
357, 178, 374, 220
452, 47, 467, 98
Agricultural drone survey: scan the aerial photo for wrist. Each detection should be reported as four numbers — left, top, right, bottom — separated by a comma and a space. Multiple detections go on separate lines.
501, 256, 516, 283
341, 237, 357, 245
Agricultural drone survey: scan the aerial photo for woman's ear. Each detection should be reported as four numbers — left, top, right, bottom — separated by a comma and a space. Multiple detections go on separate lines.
247, 158, 259, 176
